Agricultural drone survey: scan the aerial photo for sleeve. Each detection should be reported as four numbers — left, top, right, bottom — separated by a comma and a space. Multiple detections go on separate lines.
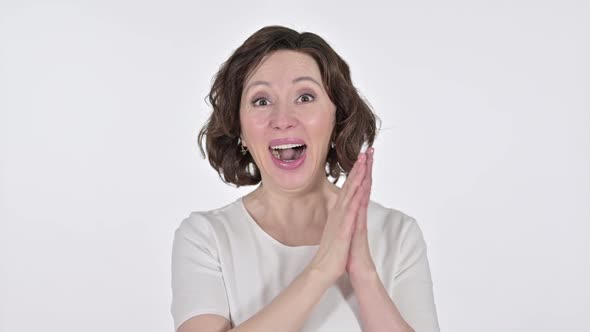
392, 214, 440, 332
170, 212, 230, 332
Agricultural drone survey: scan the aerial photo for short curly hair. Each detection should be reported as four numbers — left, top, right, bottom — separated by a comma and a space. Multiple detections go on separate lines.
198, 25, 379, 187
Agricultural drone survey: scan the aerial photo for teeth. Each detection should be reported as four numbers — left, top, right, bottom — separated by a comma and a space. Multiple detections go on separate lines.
270, 143, 305, 150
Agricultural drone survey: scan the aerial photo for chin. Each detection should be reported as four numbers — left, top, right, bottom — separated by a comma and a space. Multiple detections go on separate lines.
262, 157, 325, 193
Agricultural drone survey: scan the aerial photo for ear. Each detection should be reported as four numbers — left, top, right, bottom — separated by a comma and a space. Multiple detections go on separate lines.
239, 135, 247, 148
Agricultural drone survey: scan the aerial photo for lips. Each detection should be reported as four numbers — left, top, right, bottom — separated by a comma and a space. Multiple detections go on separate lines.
269, 148, 306, 170
268, 137, 307, 170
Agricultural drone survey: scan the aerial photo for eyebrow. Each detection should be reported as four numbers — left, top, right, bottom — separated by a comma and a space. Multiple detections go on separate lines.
244, 76, 322, 94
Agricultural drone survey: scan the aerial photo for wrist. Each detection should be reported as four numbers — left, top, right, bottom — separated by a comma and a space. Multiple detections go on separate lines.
349, 268, 381, 290
304, 264, 337, 289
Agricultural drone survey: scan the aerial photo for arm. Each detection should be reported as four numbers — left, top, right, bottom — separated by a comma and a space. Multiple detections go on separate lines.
179, 266, 332, 332
350, 215, 439, 332
388, 216, 440, 332
228, 266, 331, 332
351, 271, 414, 332
346, 148, 414, 331
344, 148, 413, 331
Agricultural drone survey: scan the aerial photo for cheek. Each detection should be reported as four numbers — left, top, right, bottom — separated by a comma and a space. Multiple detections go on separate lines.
301, 107, 336, 135
240, 112, 269, 140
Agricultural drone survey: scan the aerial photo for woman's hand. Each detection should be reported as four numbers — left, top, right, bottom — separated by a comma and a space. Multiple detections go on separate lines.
346, 148, 378, 284
307, 152, 368, 284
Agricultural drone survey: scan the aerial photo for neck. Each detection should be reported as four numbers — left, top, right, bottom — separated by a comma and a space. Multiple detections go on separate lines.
243, 176, 340, 229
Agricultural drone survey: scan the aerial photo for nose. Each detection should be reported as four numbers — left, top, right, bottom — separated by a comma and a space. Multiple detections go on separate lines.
269, 107, 299, 130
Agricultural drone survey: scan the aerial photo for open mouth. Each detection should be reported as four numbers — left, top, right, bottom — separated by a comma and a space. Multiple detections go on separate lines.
269, 143, 307, 162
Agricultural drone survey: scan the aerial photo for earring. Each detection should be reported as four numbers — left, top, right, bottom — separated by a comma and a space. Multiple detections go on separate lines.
330, 141, 335, 149
238, 137, 248, 155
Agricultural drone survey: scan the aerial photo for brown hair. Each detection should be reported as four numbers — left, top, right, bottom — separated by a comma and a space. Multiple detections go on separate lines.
198, 25, 379, 187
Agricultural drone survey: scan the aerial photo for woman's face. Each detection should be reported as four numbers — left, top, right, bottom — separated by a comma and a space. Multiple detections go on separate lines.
239, 50, 336, 192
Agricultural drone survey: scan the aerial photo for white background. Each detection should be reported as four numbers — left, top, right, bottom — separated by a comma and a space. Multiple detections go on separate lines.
1, 1, 588, 331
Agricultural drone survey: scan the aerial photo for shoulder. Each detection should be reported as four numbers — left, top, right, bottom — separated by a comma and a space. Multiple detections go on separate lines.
367, 200, 433, 282
173, 199, 244, 253
367, 200, 426, 249
175, 199, 243, 235
367, 200, 419, 229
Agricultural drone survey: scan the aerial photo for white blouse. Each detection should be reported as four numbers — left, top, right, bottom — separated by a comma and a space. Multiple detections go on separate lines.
171, 197, 440, 331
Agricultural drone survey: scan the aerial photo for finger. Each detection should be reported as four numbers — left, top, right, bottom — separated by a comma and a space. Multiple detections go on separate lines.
342, 154, 367, 205
354, 148, 374, 232
341, 152, 366, 194
355, 202, 368, 233
359, 148, 374, 205
356, 184, 370, 232
342, 183, 364, 238
339, 154, 365, 207
366, 147, 374, 196
346, 175, 368, 236
345, 161, 366, 218
340, 153, 368, 231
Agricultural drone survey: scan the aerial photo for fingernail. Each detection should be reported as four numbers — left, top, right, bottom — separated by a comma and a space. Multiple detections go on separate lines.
360, 141, 369, 153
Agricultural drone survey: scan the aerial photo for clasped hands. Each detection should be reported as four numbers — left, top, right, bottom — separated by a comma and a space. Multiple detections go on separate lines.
309, 147, 377, 286
346, 147, 377, 283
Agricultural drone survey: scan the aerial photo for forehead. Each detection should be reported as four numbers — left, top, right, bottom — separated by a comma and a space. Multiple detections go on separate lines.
245, 50, 322, 87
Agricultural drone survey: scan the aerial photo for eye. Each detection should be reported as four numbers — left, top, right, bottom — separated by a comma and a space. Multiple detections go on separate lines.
297, 93, 315, 103
252, 97, 271, 107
